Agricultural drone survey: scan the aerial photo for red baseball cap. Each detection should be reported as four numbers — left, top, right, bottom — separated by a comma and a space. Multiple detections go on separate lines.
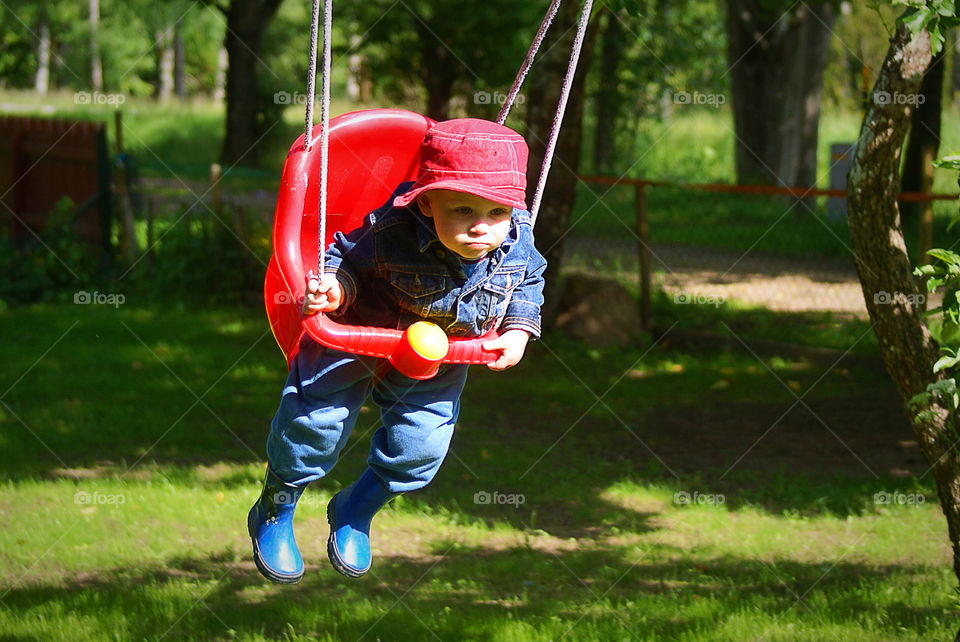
393, 118, 529, 211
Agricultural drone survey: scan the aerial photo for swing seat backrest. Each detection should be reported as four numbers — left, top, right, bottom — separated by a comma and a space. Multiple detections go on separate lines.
264, 109, 436, 366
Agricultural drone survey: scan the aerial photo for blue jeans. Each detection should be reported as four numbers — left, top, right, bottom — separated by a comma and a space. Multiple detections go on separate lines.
266, 337, 469, 493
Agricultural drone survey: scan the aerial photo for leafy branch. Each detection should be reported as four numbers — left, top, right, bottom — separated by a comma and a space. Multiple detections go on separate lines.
894, 0, 960, 54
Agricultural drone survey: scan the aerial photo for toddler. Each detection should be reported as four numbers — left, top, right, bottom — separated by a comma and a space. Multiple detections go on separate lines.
248, 118, 546, 582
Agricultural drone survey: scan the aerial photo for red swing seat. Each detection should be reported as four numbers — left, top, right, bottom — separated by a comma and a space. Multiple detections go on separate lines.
264, 108, 498, 375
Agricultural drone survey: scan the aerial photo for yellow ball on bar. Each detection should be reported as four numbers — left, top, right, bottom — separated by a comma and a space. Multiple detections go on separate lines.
405, 321, 449, 360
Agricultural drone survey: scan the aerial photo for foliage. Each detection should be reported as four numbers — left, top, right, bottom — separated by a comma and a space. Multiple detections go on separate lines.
906, 0, 960, 418
0, 198, 99, 305
822, 2, 901, 109
894, 0, 960, 54
912, 136, 960, 419
583, 0, 728, 173
915, 248, 960, 374
335, 0, 543, 118
123, 205, 270, 307
911, 152, 960, 415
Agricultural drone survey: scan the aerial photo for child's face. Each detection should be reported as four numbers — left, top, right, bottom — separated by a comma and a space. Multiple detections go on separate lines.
417, 189, 514, 259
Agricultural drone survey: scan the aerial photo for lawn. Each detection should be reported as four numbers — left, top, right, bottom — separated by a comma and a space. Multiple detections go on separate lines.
572, 107, 960, 261
5, 89, 959, 262
0, 303, 954, 640
2, 89, 958, 640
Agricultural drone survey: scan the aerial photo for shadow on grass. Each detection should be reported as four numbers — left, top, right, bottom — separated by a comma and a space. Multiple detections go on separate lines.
0, 305, 954, 639
1, 545, 951, 641
0, 304, 932, 519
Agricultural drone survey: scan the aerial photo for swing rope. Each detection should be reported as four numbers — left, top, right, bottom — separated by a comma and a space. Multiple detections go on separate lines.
527, 0, 593, 224
303, 0, 594, 261
303, 0, 320, 148
304, 0, 333, 275
496, 0, 562, 126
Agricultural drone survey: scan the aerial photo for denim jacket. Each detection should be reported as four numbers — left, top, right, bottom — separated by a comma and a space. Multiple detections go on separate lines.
324, 183, 547, 338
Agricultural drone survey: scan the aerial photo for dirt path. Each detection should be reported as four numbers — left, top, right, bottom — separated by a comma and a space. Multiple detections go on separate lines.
565, 238, 935, 316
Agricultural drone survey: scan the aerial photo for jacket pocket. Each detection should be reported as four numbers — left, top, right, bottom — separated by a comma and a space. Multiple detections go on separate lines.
388, 270, 448, 318
483, 264, 525, 295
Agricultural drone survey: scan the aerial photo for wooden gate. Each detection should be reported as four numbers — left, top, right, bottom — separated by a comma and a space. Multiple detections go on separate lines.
0, 117, 111, 251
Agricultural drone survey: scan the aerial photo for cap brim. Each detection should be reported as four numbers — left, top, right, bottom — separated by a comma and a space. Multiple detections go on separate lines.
393, 181, 527, 211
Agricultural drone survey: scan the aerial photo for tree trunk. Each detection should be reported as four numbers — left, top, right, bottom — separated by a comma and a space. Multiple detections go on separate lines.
174, 22, 186, 102
524, 2, 597, 325
415, 20, 456, 121
89, 0, 103, 92
213, 46, 228, 103
725, 0, 835, 189
592, 7, 625, 174
347, 32, 363, 102
220, 0, 284, 166
35, 17, 50, 95
847, 24, 960, 584
157, 26, 175, 103
901, 48, 944, 219
952, 31, 960, 102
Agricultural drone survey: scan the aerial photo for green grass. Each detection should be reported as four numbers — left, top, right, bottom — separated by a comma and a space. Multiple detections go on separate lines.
0, 89, 366, 188
2, 92, 958, 639
5, 90, 957, 261
0, 304, 955, 640
570, 180, 957, 262
652, 293, 879, 354
571, 107, 960, 261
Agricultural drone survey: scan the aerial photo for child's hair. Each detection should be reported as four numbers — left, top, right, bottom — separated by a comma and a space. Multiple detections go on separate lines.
392, 119, 529, 211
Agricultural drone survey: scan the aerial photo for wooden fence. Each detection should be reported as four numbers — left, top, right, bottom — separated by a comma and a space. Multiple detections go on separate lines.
0, 116, 111, 252
578, 175, 960, 332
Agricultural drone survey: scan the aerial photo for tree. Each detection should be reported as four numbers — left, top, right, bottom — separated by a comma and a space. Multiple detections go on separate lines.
216, 0, 285, 166
900, 47, 944, 219
592, 6, 627, 174
156, 24, 175, 102
586, 0, 728, 175
725, 0, 835, 188
953, 30, 960, 101
35, 10, 49, 95
846, 16, 960, 595
338, 0, 541, 121
89, 0, 103, 92
524, 0, 597, 323
174, 22, 185, 101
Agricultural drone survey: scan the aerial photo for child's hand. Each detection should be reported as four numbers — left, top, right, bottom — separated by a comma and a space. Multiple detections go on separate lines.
482, 329, 530, 371
303, 273, 344, 315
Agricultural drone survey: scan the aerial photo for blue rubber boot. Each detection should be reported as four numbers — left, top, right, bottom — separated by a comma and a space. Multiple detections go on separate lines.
247, 468, 307, 584
326, 467, 399, 578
